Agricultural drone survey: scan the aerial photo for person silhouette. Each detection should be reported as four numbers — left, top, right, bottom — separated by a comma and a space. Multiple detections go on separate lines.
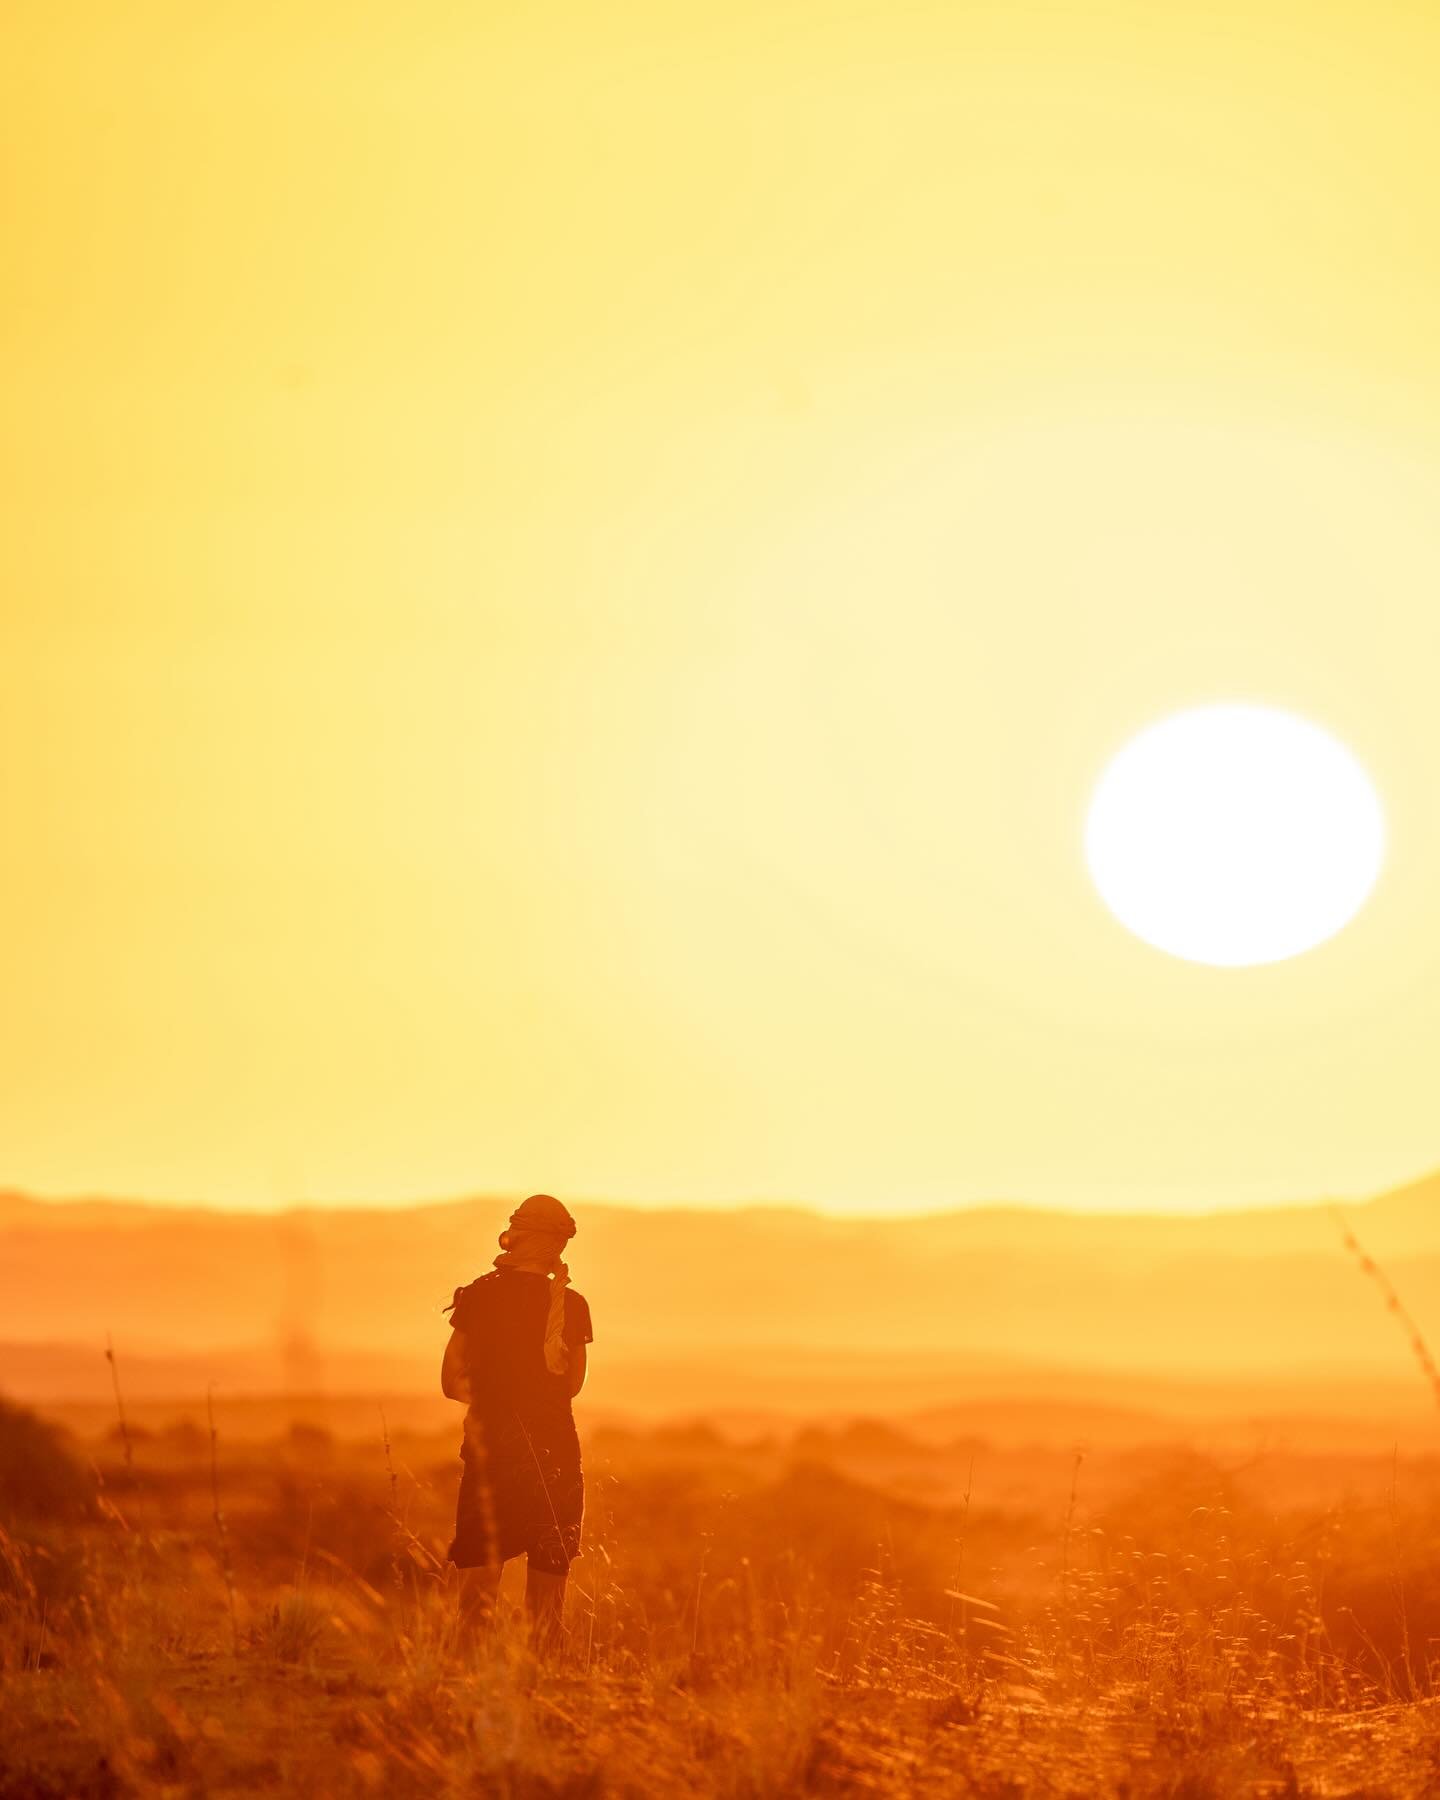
441, 1192, 592, 1655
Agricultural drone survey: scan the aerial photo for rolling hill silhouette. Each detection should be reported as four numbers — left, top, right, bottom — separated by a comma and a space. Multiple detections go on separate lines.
4, 1173, 1439, 1422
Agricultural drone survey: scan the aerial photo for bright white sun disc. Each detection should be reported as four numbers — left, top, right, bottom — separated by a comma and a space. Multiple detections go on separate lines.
1084, 705, 1385, 967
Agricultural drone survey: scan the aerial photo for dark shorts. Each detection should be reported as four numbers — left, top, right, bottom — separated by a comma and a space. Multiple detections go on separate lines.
449, 1410, 584, 1575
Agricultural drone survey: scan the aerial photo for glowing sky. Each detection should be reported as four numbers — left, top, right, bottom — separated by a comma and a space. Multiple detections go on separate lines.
5, 0, 1440, 1213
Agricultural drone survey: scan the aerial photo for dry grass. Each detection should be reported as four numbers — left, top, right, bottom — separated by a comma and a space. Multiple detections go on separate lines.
3, 1402, 1440, 1797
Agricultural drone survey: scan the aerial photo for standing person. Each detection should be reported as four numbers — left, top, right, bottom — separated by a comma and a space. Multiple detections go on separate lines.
441, 1193, 592, 1656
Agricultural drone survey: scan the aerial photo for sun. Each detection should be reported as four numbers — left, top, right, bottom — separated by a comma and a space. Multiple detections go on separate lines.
1084, 704, 1386, 968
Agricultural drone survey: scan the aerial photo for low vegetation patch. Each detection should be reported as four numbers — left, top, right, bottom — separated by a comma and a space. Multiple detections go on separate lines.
2, 1415, 1439, 1796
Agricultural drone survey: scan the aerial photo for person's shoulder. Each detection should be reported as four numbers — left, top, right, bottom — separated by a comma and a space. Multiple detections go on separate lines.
448, 1272, 499, 1325
453, 1271, 500, 1300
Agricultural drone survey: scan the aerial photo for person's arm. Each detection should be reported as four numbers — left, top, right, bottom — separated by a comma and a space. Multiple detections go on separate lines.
566, 1341, 587, 1399
441, 1327, 472, 1403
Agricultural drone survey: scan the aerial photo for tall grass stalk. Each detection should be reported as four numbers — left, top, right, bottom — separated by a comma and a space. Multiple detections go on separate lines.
207, 1387, 240, 1655
104, 1332, 133, 1481
1334, 1209, 1440, 1408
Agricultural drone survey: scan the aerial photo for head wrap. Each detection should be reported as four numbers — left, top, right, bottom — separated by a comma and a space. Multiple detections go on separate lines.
493, 1193, 577, 1375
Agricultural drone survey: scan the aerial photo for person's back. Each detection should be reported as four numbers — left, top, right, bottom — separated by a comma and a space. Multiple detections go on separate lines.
452, 1267, 591, 1424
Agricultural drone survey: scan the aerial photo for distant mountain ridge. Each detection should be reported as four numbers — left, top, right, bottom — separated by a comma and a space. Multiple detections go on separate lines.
6, 1164, 1438, 1244
2, 1172, 1439, 1381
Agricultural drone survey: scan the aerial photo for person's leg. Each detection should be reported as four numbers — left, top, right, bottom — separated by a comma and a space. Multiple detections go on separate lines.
457, 1562, 504, 1642
451, 1434, 504, 1642
524, 1561, 567, 1660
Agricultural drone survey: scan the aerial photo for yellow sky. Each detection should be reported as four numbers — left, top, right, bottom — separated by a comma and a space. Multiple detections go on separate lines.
5, 0, 1440, 1214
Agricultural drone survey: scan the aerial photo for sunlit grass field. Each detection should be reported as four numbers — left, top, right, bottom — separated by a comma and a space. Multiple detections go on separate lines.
4, 1398, 1440, 1798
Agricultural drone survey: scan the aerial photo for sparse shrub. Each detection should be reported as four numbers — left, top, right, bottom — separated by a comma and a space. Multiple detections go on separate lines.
105, 1420, 153, 1447
252, 1586, 332, 1664
286, 1420, 334, 1454
159, 1416, 209, 1454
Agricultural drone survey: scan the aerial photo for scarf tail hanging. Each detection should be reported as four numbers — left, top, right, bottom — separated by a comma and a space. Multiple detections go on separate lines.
542, 1264, 570, 1376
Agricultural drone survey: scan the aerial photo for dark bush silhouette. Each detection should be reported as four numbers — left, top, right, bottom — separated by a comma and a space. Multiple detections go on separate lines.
0, 1395, 94, 1522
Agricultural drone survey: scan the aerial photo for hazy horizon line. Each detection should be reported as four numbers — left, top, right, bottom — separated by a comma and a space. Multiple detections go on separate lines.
5, 1165, 1433, 1225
